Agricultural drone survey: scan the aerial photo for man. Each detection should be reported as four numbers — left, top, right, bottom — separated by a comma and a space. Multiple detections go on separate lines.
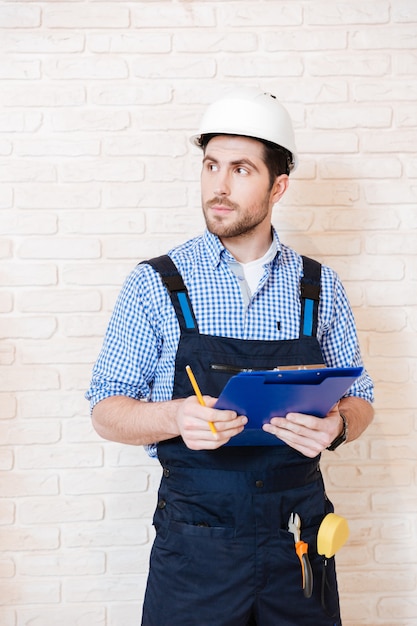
86, 88, 374, 626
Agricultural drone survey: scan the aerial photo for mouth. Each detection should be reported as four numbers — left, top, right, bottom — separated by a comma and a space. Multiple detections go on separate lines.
207, 199, 236, 214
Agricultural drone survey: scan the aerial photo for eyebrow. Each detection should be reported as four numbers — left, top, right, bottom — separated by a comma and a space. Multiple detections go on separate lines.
202, 155, 260, 172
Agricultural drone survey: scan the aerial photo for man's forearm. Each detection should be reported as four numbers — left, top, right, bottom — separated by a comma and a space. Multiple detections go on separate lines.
338, 396, 374, 443
91, 395, 182, 446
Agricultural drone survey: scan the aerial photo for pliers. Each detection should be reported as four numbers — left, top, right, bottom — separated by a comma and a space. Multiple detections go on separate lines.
288, 512, 313, 598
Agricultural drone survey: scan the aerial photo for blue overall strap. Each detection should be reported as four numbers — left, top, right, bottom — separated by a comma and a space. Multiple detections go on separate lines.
300, 255, 321, 337
142, 255, 199, 332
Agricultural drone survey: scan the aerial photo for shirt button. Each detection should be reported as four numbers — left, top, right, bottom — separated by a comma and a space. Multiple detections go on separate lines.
255, 480, 264, 488
157, 499, 167, 509
163, 468, 170, 477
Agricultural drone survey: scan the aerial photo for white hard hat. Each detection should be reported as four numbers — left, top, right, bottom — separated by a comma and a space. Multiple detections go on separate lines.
190, 87, 298, 171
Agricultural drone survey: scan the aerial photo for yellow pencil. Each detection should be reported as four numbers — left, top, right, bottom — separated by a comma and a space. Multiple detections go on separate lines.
185, 365, 218, 436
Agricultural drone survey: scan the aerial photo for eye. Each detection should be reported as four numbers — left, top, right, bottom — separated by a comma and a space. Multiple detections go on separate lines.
206, 162, 219, 172
236, 166, 249, 176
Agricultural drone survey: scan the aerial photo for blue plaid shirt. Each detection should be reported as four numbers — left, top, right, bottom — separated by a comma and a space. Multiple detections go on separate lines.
86, 229, 374, 452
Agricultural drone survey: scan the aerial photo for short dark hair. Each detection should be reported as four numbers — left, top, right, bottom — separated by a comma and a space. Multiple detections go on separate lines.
200, 134, 293, 188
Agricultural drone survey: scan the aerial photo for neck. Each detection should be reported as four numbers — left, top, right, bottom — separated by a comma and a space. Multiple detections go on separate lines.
221, 229, 274, 263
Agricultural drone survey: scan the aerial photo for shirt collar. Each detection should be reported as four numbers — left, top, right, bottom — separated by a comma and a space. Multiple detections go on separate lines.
203, 227, 282, 269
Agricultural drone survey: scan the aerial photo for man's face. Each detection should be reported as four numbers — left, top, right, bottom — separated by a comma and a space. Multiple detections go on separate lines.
201, 135, 281, 241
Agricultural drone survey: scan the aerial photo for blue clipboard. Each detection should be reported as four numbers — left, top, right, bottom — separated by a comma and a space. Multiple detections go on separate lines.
214, 366, 363, 446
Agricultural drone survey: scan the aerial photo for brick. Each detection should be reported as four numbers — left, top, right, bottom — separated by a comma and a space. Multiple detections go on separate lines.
0, 557, 15, 578
297, 131, 358, 155
377, 597, 417, 621
21, 338, 103, 365
0, 239, 12, 258
355, 81, 417, 103
174, 31, 257, 53
62, 263, 133, 287
89, 32, 171, 54
16, 445, 103, 469
64, 574, 143, 603
310, 104, 392, 129
0, 85, 85, 107
0, 366, 60, 391
0, 343, 14, 366
306, 53, 390, 77
392, 0, 417, 22
0, 316, 56, 339
103, 134, 187, 157
20, 391, 85, 419
0, 501, 15, 525
19, 551, 105, 576
0, 393, 16, 419
0, 419, 61, 445
0, 60, 40, 80
366, 232, 417, 254
18, 496, 104, 523
372, 489, 417, 514
44, 4, 130, 28
44, 56, 129, 80
59, 159, 145, 183
0, 448, 13, 471
343, 569, 412, 594
106, 548, 149, 575
318, 156, 400, 179
263, 29, 347, 51
351, 26, 417, 49
0, 472, 58, 498
223, 54, 303, 77
131, 55, 216, 79
306, 2, 389, 25
16, 289, 101, 313
322, 207, 400, 231
16, 184, 101, 209
131, 3, 216, 28
0, 211, 57, 234
0, 293, 13, 314
365, 181, 417, 204
394, 104, 417, 128
62, 468, 149, 495
0, 32, 85, 53
371, 439, 416, 461
18, 237, 100, 259
0, 111, 42, 132
283, 180, 360, 206
0, 160, 56, 183
51, 110, 130, 132
328, 462, 413, 489
90, 82, 171, 106
17, 607, 106, 626
1, 264, 57, 287
102, 184, 186, 209
0, 580, 60, 604
0, 4, 41, 28
218, 3, 302, 27
0, 186, 13, 208
64, 521, 148, 549
105, 493, 156, 520
16, 138, 99, 157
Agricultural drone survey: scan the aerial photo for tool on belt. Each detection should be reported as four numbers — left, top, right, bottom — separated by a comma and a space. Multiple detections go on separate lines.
288, 512, 313, 598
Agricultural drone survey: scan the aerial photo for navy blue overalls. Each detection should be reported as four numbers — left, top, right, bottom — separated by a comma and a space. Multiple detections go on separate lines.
141, 255, 341, 626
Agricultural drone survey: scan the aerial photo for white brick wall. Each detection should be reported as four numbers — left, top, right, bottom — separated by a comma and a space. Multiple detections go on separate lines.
1, 1, 416, 624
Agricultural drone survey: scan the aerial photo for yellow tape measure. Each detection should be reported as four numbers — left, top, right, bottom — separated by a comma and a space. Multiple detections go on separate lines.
317, 513, 350, 558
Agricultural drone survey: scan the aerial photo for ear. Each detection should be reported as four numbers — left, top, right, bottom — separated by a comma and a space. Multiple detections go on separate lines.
271, 174, 289, 204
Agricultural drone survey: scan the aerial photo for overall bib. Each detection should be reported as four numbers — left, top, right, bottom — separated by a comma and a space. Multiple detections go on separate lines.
141, 256, 341, 626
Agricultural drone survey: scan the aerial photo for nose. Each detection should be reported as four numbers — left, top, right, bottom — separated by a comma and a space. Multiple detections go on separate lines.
214, 170, 230, 197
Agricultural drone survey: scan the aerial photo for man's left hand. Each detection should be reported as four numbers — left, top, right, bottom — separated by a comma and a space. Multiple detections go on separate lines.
262, 403, 343, 458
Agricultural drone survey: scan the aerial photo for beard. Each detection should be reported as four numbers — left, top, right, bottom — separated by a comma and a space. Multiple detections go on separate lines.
202, 196, 270, 239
